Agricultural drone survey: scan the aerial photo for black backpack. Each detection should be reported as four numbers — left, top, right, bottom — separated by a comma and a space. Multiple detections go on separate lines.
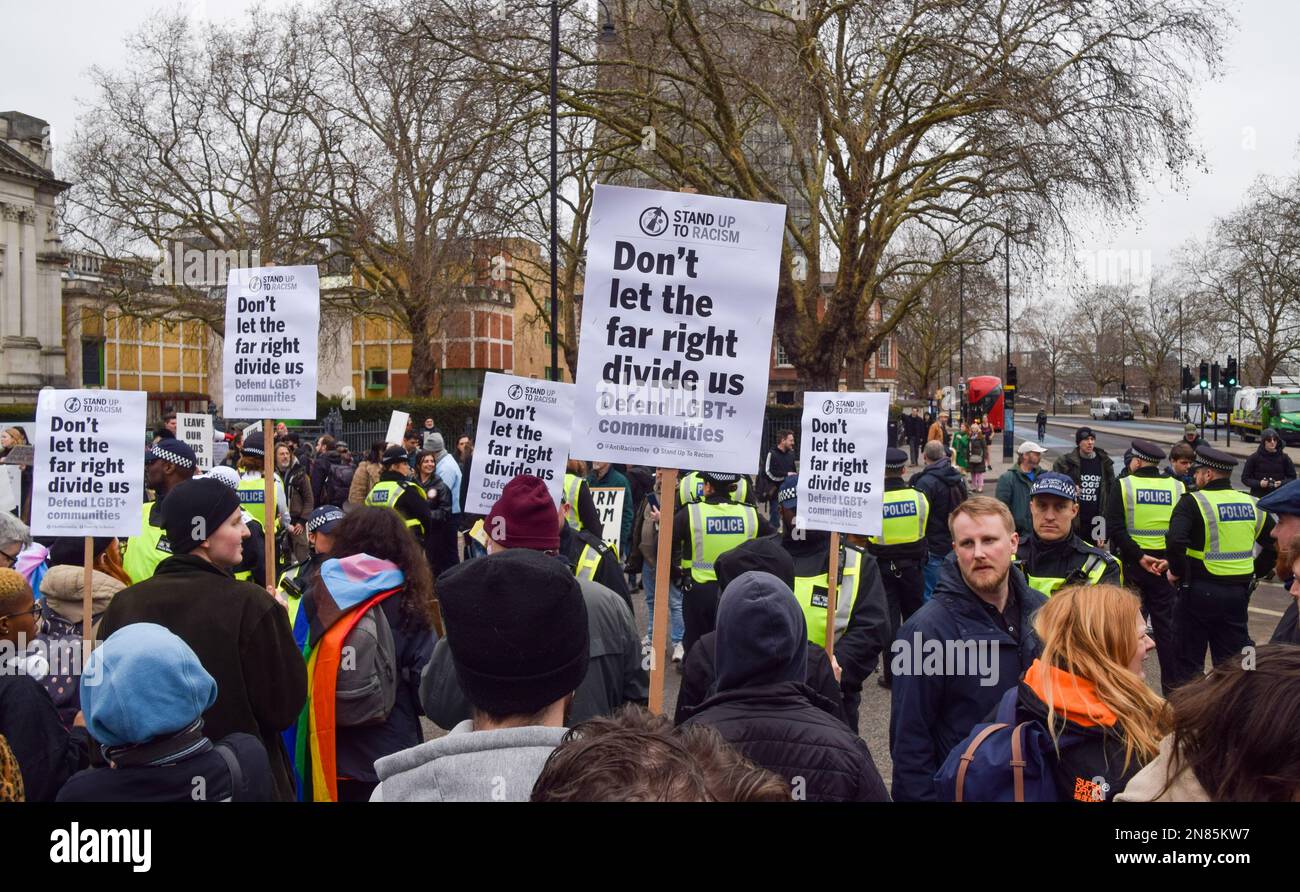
322, 463, 355, 505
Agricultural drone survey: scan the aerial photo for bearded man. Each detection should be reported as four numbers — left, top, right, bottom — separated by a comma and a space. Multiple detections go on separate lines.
887, 496, 1047, 802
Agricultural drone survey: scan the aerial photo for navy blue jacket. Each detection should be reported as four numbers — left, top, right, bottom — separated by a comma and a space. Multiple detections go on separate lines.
907, 459, 967, 556
888, 553, 1046, 802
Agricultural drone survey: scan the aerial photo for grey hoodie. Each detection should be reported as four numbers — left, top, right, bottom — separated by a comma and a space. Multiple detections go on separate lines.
370, 720, 567, 802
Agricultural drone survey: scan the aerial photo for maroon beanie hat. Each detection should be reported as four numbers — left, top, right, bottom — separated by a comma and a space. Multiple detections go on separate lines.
486, 474, 561, 551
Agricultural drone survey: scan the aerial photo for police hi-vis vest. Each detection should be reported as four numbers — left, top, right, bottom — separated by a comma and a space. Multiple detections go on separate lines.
1186, 489, 1264, 576
684, 501, 759, 583
365, 480, 426, 532
564, 473, 586, 531
1119, 476, 1185, 551
868, 488, 930, 546
678, 472, 751, 505
794, 546, 864, 648
122, 502, 172, 584
1024, 552, 1112, 599
236, 476, 282, 535
574, 543, 604, 582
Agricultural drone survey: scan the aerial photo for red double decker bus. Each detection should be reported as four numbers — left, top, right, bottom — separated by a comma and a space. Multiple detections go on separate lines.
966, 376, 1005, 431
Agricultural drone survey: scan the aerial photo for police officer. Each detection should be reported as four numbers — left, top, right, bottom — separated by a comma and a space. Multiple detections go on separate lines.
866, 448, 929, 687
203, 464, 270, 587
1258, 478, 1300, 644
1016, 472, 1122, 598
1104, 438, 1185, 694
234, 430, 291, 577
778, 476, 891, 727
365, 445, 439, 571
563, 460, 602, 534
672, 470, 774, 654
1165, 445, 1275, 688
365, 446, 433, 532
122, 438, 197, 584
560, 491, 633, 615
677, 470, 752, 506
277, 505, 344, 625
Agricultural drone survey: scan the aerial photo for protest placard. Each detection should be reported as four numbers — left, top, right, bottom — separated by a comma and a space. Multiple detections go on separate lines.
0, 467, 17, 513
570, 184, 785, 474
590, 486, 626, 555
177, 413, 213, 470
222, 266, 320, 419
385, 411, 410, 448
464, 373, 575, 515
796, 392, 889, 537
31, 389, 146, 538
0, 445, 33, 466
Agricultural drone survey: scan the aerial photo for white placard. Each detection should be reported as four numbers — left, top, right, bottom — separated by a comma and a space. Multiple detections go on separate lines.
0, 466, 18, 513
177, 412, 213, 471
571, 184, 785, 474
31, 389, 147, 537
795, 392, 889, 536
590, 486, 626, 553
385, 411, 410, 448
464, 372, 575, 515
223, 266, 320, 419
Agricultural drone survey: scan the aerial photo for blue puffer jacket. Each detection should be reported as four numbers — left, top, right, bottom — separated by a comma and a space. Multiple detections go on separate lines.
888, 552, 1046, 802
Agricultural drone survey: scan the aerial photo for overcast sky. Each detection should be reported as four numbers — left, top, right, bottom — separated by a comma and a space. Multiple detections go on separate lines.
3, 0, 1297, 284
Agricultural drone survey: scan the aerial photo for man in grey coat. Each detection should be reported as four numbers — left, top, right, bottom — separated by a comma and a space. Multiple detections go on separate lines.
372, 548, 589, 802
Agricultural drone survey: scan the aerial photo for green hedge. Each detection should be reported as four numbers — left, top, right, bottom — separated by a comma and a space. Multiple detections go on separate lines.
316, 397, 480, 432
0, 404, 36, 422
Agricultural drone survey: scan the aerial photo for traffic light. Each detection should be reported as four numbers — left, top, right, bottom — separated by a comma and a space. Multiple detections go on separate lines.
1199, 361, 1209, 390
1121, 382, 1127, 395
1226, 356, 1238, 387
1211, 362, 1220, 390
1007, 363, 1018, 388
1181, 366, 1193, 391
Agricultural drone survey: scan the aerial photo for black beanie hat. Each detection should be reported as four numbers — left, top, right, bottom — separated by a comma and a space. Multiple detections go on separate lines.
437, 549, 589, 716
160, 478, 243, 554
47, 536, 113, 568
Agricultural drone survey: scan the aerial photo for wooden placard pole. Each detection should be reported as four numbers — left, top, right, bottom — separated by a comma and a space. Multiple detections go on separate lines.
648, 468, 678, 715
82, 536, 95, 656
263, 419, 276, 591
824, 530, 840, 657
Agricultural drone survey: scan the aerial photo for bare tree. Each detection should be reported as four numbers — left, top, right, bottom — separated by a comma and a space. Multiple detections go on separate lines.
64, 9, 333, 334
1183, 173, 1300, 384
892, 252, 1002, 398
303, 0, 529, 395
1019, 301, 1077, 413
433, 0, 1227, 389
1128, 274, 1183, 416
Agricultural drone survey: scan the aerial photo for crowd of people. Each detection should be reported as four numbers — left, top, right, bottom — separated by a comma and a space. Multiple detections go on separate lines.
0, 404, 1297, 804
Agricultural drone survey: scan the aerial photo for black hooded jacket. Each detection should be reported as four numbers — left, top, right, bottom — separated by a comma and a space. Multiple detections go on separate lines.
673, 536, 841, 725
1241, 442, 1297, 498
681, 571, 890, 802
908, 458, 968, 556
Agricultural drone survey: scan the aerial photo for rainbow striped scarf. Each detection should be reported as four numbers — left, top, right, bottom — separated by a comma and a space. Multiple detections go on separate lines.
286, 554, 405, 802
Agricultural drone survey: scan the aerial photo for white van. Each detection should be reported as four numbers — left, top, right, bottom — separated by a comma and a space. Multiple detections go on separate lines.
1090, 398, 1120, 420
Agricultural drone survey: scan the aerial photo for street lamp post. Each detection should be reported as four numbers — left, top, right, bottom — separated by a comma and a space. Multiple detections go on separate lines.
549, 0, 559, 382
1003, 221, 1014, 461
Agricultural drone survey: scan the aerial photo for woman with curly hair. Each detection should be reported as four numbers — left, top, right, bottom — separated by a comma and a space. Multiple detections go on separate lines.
296, 507, 438, 802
